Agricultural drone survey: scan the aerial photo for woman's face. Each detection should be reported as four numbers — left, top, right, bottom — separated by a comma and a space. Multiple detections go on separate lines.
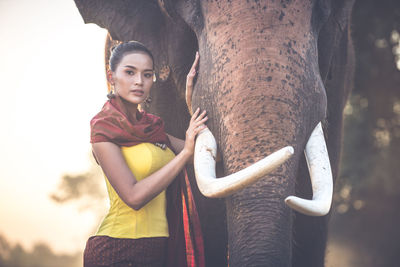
112, 52, 154, 106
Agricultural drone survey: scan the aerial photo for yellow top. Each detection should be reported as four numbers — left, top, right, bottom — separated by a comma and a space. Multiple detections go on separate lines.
96, 143, 176, 239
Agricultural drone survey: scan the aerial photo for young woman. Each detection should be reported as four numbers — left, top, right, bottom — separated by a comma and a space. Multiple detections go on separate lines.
83, 41, 206, 267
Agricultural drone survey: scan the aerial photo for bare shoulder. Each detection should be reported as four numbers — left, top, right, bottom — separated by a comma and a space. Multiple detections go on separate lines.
92, 142, 129, 173
92, 142, 121, 159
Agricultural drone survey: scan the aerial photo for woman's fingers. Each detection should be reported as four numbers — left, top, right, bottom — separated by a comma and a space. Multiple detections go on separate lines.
186, 52, 199, 116
189, 124, 206, 137
190, 51, 200, 73
190, 108, 200, 122
187, 51, 200, 81
192, 117, 208, 136
188, 109, 207, 136
194, 116, 208, 126
196, 124, 207, 132
191, 113, 207, 129
190, 108, 207, 121
191, 108, 204, 122
194, 110, 207, 121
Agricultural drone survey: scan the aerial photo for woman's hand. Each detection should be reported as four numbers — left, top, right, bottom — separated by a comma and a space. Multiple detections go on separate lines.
186, 51, 200, 115
183, 107, 208, 156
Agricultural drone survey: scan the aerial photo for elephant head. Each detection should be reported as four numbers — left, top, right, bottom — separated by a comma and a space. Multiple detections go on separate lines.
74, 0, 355, 266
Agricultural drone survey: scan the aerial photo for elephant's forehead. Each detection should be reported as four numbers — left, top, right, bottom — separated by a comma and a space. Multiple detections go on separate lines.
201, 0, 314, 33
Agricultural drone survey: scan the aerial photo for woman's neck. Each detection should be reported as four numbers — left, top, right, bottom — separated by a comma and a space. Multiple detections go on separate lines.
119, 97, 140, 123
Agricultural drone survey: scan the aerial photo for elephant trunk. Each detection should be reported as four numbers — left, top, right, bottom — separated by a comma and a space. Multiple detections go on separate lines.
190, 1, 328, 265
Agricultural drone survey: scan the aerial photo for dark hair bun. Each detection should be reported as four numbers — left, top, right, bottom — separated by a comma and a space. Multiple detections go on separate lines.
109, 41, 155, 72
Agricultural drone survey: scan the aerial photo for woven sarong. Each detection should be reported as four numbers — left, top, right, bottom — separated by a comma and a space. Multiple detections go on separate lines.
83, 235, 167, 267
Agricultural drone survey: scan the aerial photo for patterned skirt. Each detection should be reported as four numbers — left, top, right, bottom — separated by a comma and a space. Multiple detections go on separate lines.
83, 235, 167, 267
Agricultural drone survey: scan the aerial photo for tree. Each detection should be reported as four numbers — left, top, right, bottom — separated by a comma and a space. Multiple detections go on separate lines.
327, 1, 400, 266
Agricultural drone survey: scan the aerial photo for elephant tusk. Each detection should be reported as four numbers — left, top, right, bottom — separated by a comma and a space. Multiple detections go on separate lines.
285, 122, 333, 216
194, 128, 294, 198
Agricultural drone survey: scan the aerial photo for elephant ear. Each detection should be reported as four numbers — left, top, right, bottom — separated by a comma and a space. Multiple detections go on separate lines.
317, 0, 356, 82
74, 0, 198, 136
317, 0, 356, 181
74, 0, 173, 83
74, 0, 163, 42
74, 0, 171, 96
74, 0, 198, 94
159, 0, 204, 31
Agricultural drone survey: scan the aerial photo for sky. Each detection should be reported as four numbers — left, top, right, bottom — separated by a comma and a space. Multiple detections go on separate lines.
0, 0, 109, 254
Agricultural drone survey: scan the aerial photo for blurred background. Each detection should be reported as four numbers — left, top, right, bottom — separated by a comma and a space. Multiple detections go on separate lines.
0, 0, 399, 266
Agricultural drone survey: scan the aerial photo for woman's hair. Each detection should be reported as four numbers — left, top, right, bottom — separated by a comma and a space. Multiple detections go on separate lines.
109, 41, 155, 72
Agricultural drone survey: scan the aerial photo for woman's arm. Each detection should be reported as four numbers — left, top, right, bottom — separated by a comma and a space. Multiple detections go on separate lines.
166, 134, 185, 154
93, 141, 191, 210
186, 51, 199, 115
93, 108, 208, 210
167, 133, 196, 163
166, 131, 222, 164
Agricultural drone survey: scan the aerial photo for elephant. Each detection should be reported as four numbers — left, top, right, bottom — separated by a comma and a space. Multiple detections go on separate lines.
74, 0, 356, 266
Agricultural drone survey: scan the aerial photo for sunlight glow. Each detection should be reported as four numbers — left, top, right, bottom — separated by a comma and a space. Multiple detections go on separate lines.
0, 0, 108, 254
